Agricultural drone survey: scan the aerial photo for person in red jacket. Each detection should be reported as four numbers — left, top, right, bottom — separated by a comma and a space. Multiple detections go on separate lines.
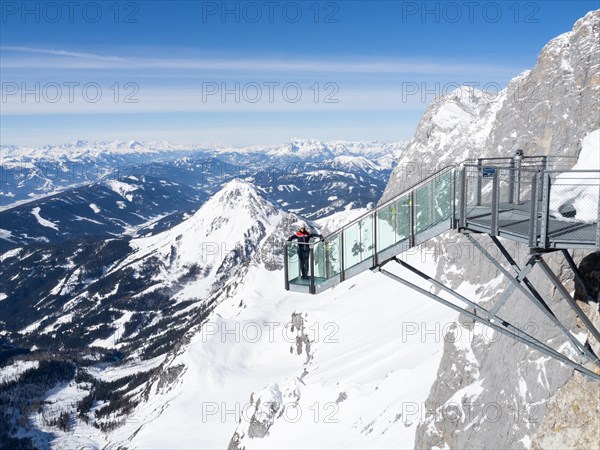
287, 224, 323, 279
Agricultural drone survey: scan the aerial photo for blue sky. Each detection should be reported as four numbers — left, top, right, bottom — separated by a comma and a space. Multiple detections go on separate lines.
1, 0, 597, 146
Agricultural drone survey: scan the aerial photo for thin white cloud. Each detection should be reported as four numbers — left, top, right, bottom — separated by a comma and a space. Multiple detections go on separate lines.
1, 46, 126, 62
1, 83, 468, 115
0, 46, 520, 76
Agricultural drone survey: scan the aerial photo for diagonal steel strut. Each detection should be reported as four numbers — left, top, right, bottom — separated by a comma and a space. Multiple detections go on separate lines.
466, 234, 599, 365
393, 257, 568, 352
561, 249, 598, 306
536, 257, 600, 346
489, 237, 600, 366
378, 261, 600, 382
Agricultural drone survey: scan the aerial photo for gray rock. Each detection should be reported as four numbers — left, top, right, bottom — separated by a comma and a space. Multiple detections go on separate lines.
378, 10, 600, 450
382, 10, 600, 203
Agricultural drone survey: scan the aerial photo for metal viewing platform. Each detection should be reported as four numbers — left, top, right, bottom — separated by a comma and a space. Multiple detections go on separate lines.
284, 155, 600, 381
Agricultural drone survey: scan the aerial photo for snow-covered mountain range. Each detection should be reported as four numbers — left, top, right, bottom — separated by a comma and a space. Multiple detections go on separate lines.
1, 139, 401, 208
1, 140, 400, 250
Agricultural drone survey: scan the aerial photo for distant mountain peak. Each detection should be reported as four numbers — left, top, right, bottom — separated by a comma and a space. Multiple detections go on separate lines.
200, 178, 279, 220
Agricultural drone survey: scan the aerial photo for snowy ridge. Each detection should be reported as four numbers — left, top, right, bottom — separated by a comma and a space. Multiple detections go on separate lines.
1, 139, 403, 163
381, 85, 508, 201
109, 179, 295, 306
1, 138, 400, 212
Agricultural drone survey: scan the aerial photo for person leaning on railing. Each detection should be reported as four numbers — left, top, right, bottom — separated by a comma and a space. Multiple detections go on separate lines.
287, 224, 323, 279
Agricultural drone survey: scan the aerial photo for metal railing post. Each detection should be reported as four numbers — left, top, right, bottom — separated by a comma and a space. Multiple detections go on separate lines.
324, 241, 330, 280
540, 173, 551, 249
528, 174, 538, 247
372, 213, 378, 267
597, 181, 600, 250
475, 159, 482, 206
284, 243, 290, 290
310, 244, 315, 294
340, 232, 345, 283
409, 191, 416, 247
460, 166, 467, 228
515, 159, 522, 205
539, 156, 548, 202
451, 169, 457, 229
491, 170, 500, 235
508, 159, 515, 204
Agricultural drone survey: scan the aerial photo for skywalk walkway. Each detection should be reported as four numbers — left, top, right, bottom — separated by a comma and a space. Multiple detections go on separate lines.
284, 155, 600, 381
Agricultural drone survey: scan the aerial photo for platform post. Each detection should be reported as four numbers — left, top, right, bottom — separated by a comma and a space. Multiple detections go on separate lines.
529, 174, 538, 247
475, 159, 482, 206
491, 170, 500, 235
540, 173, 551, 249
459, 167, 468, 228
310, 244, 315, 295
508, 159, 515, 204
284, 243, 290, 291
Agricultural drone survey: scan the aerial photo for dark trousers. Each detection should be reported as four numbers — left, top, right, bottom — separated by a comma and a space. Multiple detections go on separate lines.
299, 250, 310, 278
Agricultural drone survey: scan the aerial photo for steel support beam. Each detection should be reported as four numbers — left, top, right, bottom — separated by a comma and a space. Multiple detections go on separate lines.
466, 234, 596, 364
489, 236, 550, 316
561, 249, 596, 305
536, 256, 600, 346
487, 257, 536, 319
378, 263, 600, 382
393, 258, 557, 350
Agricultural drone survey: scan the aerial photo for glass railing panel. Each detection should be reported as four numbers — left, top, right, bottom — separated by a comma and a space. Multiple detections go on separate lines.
433, 171, 453, 223
415, 182, 434, 233
359, 214, 375, 260
377, 203, 397, 251
377, 194, 413, 252
286, 243, 302, 284
396, 196, 412, 241
343, 222, 362, 268
343, 213, 375, 269
313, 233, 341, 284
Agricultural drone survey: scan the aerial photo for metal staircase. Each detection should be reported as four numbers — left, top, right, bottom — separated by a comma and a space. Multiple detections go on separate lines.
284, 155, 600, 381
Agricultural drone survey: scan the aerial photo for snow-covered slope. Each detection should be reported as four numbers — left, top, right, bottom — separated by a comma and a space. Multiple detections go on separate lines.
0, 175, 206, 249
0, 180, 306, 447
1, 175, 463, 449
126, 253, 459, 450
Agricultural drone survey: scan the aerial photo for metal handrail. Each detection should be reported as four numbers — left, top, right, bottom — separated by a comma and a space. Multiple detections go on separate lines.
318, 164, 457, 240
285, 163, 598, 252
285, 157, 599, 294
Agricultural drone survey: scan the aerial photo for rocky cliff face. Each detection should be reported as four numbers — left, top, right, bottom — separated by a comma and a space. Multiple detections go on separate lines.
380, 10, 600, 449
382, 9, 600, 201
